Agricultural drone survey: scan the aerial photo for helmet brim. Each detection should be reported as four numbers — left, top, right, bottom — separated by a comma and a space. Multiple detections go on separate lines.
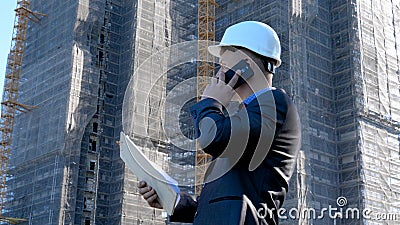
207, 44, 229, 57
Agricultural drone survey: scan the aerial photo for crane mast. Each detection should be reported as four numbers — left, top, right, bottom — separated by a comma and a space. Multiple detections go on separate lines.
0, 1, 43, 223
195, 0, 217, 195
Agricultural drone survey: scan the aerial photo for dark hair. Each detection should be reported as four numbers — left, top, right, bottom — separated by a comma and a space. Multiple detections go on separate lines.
219, 46, 276, 74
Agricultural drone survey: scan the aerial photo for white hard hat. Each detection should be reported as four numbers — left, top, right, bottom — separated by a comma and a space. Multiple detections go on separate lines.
208, 21, 281, 67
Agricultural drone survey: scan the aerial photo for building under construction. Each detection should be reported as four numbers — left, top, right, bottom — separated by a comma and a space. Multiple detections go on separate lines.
1, 0, 400, 225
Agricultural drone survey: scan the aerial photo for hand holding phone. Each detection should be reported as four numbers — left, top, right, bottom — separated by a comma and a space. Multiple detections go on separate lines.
224, 59, 254, 89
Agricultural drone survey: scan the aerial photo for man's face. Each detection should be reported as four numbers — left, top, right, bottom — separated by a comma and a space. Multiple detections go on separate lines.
218, 46, 248, 74
216, 47, 251, 101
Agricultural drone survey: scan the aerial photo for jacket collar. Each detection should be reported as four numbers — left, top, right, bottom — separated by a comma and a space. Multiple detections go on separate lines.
243, 87, 276, 105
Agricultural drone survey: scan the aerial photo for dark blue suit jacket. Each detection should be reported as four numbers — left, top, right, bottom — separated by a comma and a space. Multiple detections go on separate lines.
170, 88, 301, 225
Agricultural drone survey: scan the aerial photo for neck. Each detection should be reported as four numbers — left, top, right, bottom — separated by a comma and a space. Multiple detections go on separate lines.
237, 72, 272, 101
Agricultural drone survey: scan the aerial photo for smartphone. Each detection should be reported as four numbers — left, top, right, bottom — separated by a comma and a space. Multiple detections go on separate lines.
224, 59, 254, 89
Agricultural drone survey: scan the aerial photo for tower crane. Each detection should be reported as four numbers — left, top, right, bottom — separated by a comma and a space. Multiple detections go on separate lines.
0, 1, 44, 223
195, 0, 217, 195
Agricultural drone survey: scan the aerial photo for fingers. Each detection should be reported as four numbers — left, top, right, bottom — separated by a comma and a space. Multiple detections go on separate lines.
138, 185, 148, 195
211, 70, 222, 85
147, 192, 158, 203
137, 180, 162, 208
227, 69, 241, 87
138, 181, 153, 197
217, 70, 225, 83
137, 180, 146, 188
138, 182, 157, 201
211, 76, 217, 85
142, 187, 157, 200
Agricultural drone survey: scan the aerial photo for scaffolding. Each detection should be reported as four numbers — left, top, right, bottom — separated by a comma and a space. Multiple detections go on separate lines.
213, 0, 400, 224
0, 1, 44, 224
354, 0, 400, 224
2, 0, 400, 225
121, 0, 198, 224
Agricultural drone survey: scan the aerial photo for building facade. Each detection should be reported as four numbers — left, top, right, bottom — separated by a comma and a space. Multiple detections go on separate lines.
213, 1, 400, 224
3, 0, 400, 225
4, 0, 196, 224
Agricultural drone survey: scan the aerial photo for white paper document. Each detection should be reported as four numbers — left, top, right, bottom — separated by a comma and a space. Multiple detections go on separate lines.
119, 132, 180, 215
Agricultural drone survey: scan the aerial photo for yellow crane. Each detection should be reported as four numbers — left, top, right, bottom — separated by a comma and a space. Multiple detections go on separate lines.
0, 1, 44, 223
195, 0, 217, 195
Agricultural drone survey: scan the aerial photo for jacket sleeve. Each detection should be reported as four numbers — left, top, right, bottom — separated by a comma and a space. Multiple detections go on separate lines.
169, 192, 198, 223
189, 93, 276, 163
189, 98, 231, 157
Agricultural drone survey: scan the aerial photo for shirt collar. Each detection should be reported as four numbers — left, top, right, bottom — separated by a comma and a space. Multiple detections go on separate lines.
243, 87, 276, 105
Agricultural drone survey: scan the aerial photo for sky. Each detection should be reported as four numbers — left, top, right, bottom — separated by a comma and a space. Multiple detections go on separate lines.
0, 0, 18, 101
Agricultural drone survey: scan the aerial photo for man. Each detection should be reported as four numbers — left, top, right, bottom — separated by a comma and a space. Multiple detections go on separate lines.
138, 21, 301, 224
